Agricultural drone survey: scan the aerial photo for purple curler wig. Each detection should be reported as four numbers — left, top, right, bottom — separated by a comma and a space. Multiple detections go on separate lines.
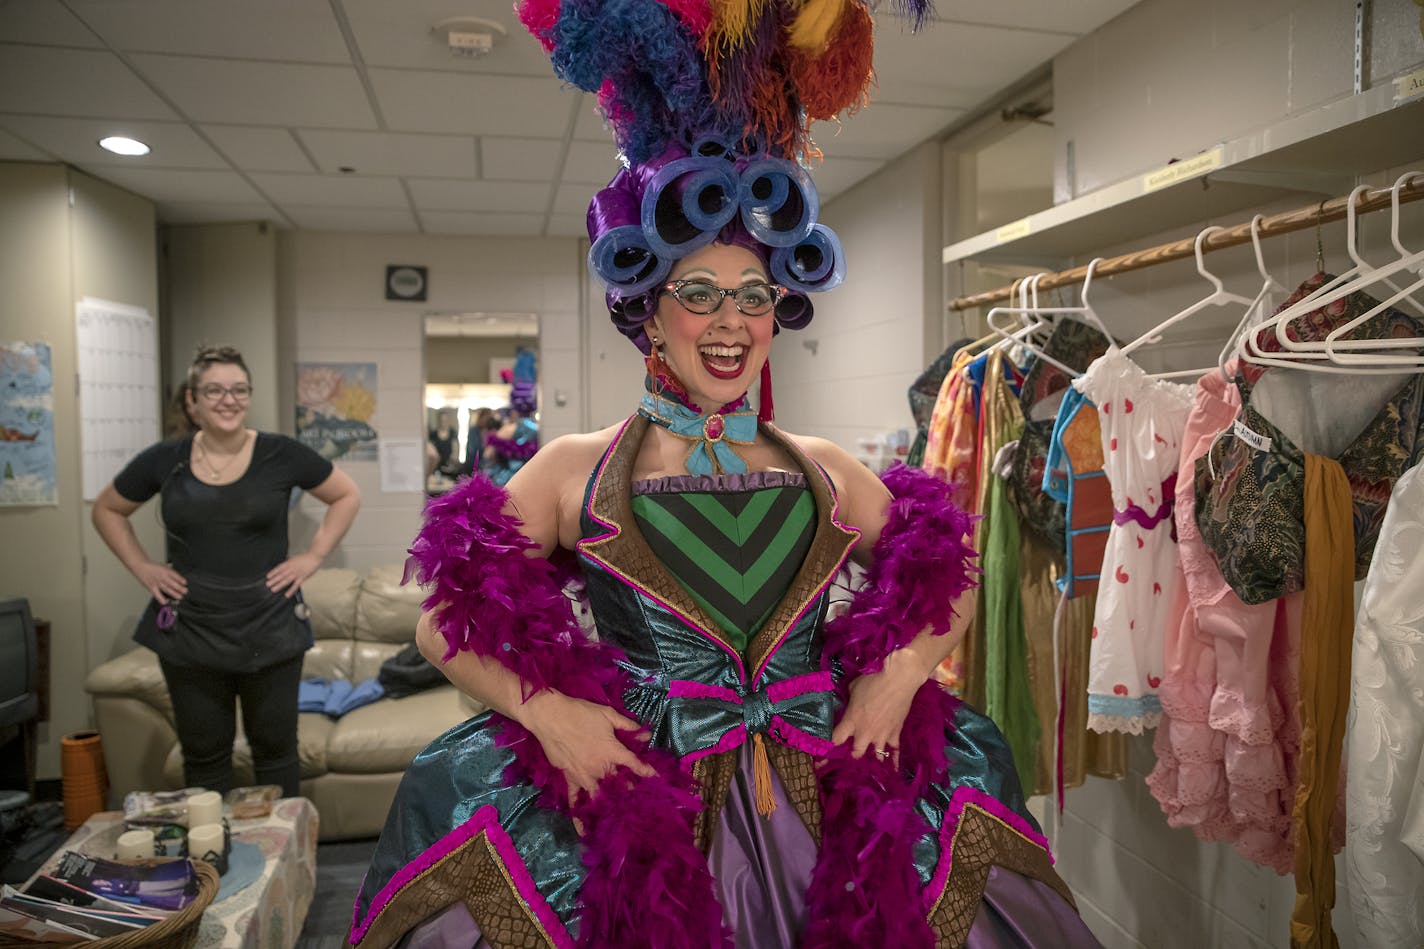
586, 140, 839, 351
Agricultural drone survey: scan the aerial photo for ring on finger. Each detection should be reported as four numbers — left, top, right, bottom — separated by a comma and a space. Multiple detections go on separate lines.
876, 748, 892, 760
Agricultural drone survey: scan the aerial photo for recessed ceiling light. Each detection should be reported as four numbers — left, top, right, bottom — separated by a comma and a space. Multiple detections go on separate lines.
99, 136, 150, 156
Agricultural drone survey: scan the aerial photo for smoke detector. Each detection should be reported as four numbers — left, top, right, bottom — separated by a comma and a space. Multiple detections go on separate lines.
432, 16, 507, 59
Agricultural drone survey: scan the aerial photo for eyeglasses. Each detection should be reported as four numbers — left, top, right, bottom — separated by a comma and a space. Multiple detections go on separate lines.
197, 384, 253, 403
660, 280, 784, 317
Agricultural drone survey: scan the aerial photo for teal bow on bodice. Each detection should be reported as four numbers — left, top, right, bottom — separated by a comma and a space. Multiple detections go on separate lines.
637, 391, 758, 476
658, 672, 837, 760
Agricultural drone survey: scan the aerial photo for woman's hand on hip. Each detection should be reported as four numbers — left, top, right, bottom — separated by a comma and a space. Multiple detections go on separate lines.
133, 561, 187, 604
831, 653, 927, 769
266, 551, 322, 597
522, 691, 655, 805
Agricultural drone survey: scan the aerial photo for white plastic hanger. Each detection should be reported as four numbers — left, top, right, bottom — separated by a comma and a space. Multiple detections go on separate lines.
984, 273, 1080, 376
1262, 184, 1424, 354
1218, 214, 1287, 379
1318, 172, 1424, 365
1122, 226, 1255, 363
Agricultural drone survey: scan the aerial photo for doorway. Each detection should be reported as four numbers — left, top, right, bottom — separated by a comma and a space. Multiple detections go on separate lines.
423, 311, 538, 496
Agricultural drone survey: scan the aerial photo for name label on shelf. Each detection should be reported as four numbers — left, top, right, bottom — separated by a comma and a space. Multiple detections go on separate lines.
1396, 68, 1424, 104
994, 219, 1032, 243
1233, 419, 1272, 453
1141, 148, 1224, 193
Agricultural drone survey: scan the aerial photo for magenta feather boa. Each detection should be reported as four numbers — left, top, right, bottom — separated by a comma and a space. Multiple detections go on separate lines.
406, 462, 978, 947
803, 463, 979, 948
406, 477, 730, 948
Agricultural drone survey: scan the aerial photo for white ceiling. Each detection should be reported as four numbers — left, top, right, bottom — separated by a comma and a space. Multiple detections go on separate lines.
0, 0, 1139, 238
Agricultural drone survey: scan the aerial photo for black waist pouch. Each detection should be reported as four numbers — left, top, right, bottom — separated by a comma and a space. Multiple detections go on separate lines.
134, 572, 314, 673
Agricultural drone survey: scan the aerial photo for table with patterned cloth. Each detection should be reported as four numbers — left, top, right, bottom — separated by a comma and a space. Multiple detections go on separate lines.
34, 797, 318, 949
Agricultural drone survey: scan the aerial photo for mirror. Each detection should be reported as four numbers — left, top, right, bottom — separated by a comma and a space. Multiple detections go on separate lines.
423, 312, 539, 497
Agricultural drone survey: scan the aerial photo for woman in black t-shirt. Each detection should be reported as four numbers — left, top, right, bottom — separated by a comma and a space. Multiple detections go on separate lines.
92, 345, 361, 796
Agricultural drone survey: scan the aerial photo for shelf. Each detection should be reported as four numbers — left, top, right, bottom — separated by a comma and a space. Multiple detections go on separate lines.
942, 76, 1424, 266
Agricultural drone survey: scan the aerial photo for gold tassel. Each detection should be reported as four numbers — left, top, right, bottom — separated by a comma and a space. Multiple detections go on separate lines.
787, 0, 846, 52
752, 733, 778, 816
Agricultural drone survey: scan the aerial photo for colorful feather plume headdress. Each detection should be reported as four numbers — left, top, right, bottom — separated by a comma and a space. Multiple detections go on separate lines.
517, 0, 934, 351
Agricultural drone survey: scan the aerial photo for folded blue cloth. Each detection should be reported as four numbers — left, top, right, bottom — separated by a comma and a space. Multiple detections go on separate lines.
298, 677, 386, 718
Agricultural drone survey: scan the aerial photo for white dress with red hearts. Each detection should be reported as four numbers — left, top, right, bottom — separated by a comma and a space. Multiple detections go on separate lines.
1073, 349, 1194, 734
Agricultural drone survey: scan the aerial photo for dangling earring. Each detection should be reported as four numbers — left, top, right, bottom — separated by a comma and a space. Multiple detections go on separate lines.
644, 339, 690, 402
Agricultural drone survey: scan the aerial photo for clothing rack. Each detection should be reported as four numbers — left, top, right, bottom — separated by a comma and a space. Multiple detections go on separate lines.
948, 176, 1424, 312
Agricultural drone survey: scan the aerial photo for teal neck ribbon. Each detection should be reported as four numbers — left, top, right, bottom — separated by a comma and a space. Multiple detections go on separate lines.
637, 386, 757, 476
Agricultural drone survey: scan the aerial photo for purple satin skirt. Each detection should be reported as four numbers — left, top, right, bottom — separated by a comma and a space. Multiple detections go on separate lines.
395, 746, 1100, 948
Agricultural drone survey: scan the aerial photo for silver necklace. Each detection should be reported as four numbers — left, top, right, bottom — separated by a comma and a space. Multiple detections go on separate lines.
196, 431, 249, 479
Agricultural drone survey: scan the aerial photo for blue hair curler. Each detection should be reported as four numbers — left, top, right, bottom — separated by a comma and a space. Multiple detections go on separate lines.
738, 158, 817, 248
771, 224, 844, 292
589, 224, 672, 295
641, 156, 740, 260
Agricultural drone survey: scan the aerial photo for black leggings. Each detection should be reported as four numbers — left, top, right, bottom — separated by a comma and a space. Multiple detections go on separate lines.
158, 654, 304, 797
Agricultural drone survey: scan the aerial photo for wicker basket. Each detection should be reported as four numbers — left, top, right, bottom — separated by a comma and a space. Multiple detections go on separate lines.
0, 859, 220, 949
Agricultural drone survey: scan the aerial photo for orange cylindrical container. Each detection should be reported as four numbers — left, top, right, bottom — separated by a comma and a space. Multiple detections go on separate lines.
60, 730, 110, 830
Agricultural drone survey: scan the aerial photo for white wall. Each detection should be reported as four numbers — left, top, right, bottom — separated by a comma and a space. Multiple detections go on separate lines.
773, 142, 944, 449
163, 223, 278, 432
1053, 0, 1424, 200
275, 231, 585, 571
0, 163, 160, 778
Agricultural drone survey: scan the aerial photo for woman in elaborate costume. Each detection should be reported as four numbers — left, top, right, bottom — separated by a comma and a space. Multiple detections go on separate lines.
485, 349, 540, 487
348, 1, 1100, 946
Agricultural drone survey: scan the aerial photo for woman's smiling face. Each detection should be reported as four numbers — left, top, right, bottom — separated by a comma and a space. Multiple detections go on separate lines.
649, 242, 776, 412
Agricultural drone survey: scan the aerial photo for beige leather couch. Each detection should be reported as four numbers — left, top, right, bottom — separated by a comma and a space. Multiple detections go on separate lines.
84, 565, 479, 841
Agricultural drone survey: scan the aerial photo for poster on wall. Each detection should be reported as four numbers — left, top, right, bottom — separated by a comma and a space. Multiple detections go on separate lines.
0, 341, 57, 506
295, 362, 378, 461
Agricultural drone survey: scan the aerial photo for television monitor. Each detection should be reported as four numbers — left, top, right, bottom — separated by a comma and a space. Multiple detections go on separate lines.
0, 597, 37, 726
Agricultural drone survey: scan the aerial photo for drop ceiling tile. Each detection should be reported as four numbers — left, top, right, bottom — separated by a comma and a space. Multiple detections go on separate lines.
573, 101, 612, 142
407, 178, 548, 213
873, 23, 1070, 108
562, 141, 623, 185
370, 69, 574, 136
480, 137, 561, 182
0, 0, 105, 46
285, 206, 418, 232
66, 0, 349, 62
77, 166, 263, 204
300, 129, 476, 177
201, 125, 315, 172
812, 104, 965, 160
155, 201, 283, 225
128, 54, 377, 128
0, 45, 176, 119
341, 0, 557, 76
927, 0, 1139, 35
248, 172, 409, 208
0, 126, 53, 161
421, 211, 545, 236
545, 213, 588, 239
551, 183, 591, 216
0, 115, 227, 168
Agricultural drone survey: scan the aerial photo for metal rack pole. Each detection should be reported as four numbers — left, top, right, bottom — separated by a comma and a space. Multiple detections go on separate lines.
947, 174, 1424, 312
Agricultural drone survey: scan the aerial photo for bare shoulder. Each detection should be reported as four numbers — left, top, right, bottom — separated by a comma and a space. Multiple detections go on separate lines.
505, 423, 625, 551
780, 431, 877, 491
777, 429, 890, 557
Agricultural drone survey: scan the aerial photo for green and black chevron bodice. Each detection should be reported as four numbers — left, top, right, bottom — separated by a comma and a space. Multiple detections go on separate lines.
629, 471, 815, 653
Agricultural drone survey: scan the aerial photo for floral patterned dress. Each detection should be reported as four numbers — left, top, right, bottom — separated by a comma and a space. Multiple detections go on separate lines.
1073, 350, 1193, 734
